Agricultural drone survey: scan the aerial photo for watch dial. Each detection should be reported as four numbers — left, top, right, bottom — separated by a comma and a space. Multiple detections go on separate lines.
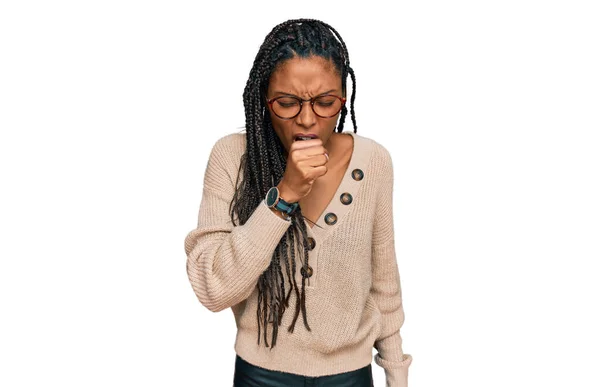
266, 187, 278, 207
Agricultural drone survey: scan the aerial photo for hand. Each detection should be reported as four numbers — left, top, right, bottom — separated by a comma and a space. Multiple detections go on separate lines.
278, 138, 329, 203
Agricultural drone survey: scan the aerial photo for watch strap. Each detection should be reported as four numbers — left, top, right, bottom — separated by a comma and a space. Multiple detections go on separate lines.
274, 198, 299, 216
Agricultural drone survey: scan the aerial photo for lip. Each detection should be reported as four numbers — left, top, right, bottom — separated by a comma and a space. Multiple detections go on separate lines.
293, 133, 318, 141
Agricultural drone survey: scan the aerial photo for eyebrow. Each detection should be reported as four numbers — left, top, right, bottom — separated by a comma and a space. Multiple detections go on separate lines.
272, 89, 337, 97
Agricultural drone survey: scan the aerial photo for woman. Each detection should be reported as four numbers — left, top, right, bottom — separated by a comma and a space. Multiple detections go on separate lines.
184, 18, 412, 386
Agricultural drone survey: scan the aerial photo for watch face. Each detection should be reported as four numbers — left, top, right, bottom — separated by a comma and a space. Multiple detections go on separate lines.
266, 187, 279, 207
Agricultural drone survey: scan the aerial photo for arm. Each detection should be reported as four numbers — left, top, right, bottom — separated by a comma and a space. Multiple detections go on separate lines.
371, 147, 413, 387
184, 138, 292, 312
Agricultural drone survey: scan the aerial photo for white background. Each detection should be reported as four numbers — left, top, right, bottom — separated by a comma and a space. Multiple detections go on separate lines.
1, 1, 599, 386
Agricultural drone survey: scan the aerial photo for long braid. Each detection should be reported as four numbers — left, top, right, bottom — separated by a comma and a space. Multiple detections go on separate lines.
348, 66, 358, 133
230, 19, 358, 348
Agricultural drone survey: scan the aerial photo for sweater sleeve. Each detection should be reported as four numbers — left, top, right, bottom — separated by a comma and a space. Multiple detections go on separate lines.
184, 137, 293, 312
371, 146, 413, 387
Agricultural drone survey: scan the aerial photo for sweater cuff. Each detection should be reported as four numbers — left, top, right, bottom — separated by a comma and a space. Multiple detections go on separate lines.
374, 332, 412, 387
374, 352, 413, 369
374, 353, 413, 387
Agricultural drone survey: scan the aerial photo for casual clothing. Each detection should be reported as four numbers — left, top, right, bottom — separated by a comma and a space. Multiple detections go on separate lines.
185, 130, 412, 386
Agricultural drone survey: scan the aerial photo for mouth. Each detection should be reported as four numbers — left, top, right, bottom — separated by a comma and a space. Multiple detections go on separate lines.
294, 134, 318, 142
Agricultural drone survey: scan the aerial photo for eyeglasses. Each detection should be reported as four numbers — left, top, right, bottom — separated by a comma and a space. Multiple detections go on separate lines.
266, 94, 346, 120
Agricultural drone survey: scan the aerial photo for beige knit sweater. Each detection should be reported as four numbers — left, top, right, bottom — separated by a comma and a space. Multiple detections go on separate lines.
184, 130, 412, 386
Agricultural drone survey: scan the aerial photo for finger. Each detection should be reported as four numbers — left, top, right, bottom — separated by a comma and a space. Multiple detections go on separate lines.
291, 138, 322, 150
294, 146, 328, 161
303, 154, 329, 167
307, 165, 327, 179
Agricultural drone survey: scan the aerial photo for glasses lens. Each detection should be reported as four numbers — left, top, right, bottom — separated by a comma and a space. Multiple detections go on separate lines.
313, 95, 342, 118
272, 97, 301, 119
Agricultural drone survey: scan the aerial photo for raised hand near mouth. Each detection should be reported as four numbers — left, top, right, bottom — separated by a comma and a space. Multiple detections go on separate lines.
277, 137, 329, 203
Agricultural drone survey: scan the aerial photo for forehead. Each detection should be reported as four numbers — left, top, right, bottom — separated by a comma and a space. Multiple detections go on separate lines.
268, 56, 341, 94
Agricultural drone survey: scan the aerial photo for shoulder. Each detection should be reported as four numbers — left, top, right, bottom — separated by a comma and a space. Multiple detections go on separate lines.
202, 131, 246, 187
356, 133, 393, 177
359, 135, 396, 208
206, 131, 246, 170
209, 131, 246, 160
371, 138, 393, 165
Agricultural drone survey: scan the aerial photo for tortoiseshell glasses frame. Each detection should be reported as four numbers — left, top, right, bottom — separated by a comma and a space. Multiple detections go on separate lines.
266, 94, 347, 120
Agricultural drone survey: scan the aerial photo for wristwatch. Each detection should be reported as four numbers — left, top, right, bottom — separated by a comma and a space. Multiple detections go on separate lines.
265, 186, 299, 220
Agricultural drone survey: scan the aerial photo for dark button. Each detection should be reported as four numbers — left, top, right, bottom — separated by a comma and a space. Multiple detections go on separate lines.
324, 212, 338, 225
307, 237, 316, 250
351, 168, 364, 181
301, 265, 313, 278
340, 192, 353, 205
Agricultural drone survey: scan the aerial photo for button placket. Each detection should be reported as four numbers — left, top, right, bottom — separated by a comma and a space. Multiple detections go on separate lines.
320, 167, 364, 228
310, 132, 372, 243
301, 132, 374, 287
301, 232, 317, 288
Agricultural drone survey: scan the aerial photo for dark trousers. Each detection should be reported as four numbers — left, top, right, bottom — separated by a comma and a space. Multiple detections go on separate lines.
233, 354, 374, 387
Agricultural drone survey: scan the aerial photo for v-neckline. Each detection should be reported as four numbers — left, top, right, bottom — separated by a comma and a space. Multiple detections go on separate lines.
303, 131, 356, 231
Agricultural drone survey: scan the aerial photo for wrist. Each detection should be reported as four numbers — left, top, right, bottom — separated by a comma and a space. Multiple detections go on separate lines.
277, 182, 300, 203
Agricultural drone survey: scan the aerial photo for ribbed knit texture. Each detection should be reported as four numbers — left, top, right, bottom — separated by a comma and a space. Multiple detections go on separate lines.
184, 131, 412, 386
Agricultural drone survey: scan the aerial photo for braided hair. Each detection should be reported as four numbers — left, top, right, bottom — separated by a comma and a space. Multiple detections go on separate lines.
229, 18, 358, 349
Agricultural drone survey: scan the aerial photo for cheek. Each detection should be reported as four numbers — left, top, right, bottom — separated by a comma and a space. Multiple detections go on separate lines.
324, 114, 340, 131
269, 112, 288, 132
267, 113, 292, 146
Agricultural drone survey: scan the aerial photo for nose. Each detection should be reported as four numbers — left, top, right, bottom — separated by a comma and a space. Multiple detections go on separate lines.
295, 100, 316, 128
